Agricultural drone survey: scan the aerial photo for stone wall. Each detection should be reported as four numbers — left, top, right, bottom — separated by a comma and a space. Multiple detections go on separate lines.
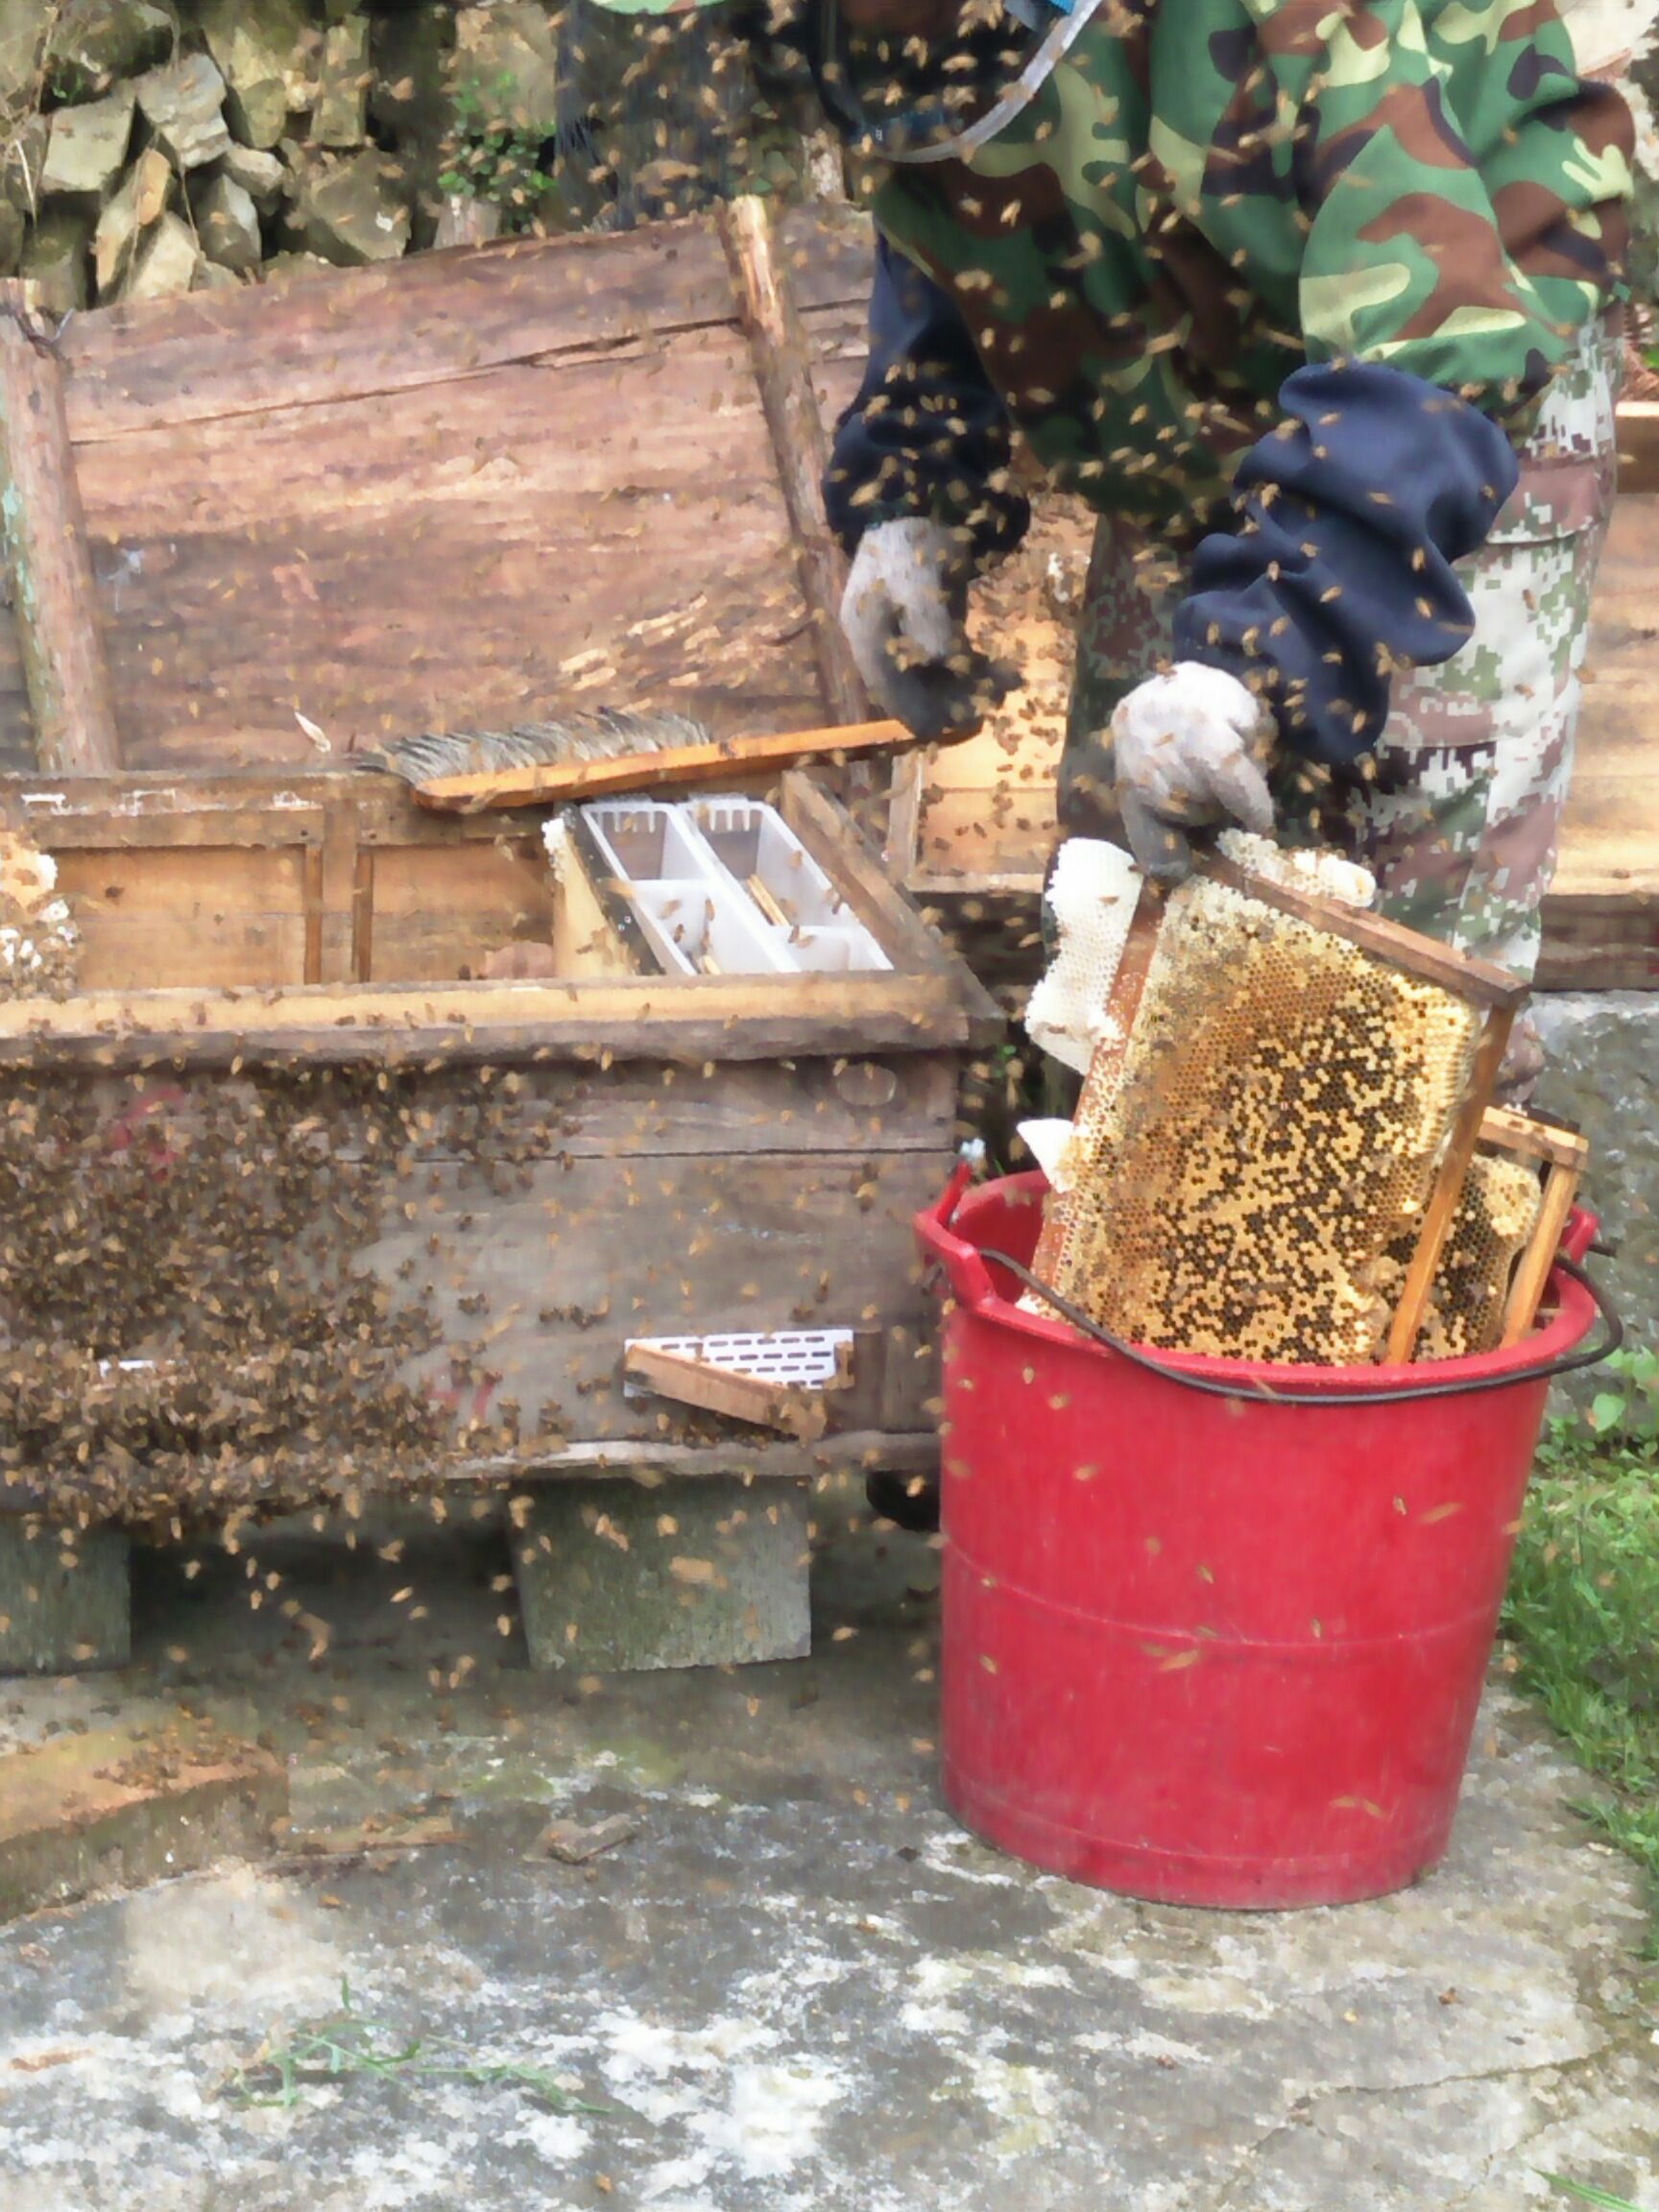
1533, 997, 1659, 1346
0, 0, 815, 313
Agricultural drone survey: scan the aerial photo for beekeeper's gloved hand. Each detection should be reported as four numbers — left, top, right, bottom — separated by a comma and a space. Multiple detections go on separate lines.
1110, 661, 1277, 882
840, 517, 1017, 742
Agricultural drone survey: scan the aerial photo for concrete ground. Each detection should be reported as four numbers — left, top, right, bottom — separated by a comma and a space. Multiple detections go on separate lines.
0, 1490, 1653, 2212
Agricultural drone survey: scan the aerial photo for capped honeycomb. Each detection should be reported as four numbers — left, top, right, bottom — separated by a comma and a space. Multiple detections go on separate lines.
1043, 839, 1485, 1364
1377, 1149, 1543, 1362
0, 830, 78, 1002
1024, 838, 1142, 1076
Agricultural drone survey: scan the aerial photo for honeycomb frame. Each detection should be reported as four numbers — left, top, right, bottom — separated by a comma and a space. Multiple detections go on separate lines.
1035, 847, 1528, 1366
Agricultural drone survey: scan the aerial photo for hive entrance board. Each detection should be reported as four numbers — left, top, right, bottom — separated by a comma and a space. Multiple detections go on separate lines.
1036, 845, 1528, 1366
623, 1330, 856, 1440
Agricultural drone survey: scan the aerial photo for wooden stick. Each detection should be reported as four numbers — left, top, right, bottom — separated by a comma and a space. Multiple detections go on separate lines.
746, 874, 794, 930
1501, 1159, 1584, 1348
1385, 1006, 1515, 1363
412, 718, 926, 815
716, 194, 868, 731
0, 282, 121, 774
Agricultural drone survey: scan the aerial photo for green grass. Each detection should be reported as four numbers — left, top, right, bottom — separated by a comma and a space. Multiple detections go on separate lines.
1503, 1345, 1659, 1926
1544, 2178, 1649, 2211
222, 1979, 608, 2116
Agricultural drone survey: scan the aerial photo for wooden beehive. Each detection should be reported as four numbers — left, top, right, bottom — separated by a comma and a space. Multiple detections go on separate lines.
0, 767, 998, 1565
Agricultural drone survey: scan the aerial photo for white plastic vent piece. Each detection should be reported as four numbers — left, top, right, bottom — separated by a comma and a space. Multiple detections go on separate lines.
621, 1329, 855, 1398
1024, 838, 1142, 1073
581, 800, 788, 976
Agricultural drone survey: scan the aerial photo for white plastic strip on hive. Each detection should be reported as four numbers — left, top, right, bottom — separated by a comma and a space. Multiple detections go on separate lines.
621, 1328, 855, 1397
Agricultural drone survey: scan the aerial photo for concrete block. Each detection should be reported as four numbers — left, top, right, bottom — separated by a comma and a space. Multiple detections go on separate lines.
0, 1721, 286, 1920
514, 1478, 811, 1673
0, 1523, 131, 1674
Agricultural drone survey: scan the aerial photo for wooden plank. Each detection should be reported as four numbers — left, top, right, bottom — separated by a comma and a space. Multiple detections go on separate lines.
884, 754, 926, 882
54, 845, 311, 991
0, 769, 522, 846
352, 848, 374, 984
365, 1146, 950, 1443
60, 224, 744, 442
367, 838, 554, 984
719, 193, 869, 727
0, 967, 985, 1070
413, 718, 918, 816
0, 284, 119, 774
317, 804, 360, 987
781, 770, 1006, 1037
1480, 1103, 1591, 1171
71, 329, 825, 773
122, 1054, 957, 1166
301, 842, 325, 985
456, 1431, 938, 1484
622, 1342, 830, 1440
1501, 1157, 1584, 1348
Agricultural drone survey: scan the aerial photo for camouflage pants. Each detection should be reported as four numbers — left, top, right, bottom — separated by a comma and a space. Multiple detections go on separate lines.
1063, 319, 1622, 987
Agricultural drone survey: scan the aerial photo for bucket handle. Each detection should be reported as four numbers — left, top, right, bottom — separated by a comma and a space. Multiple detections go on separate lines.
973, 1246, 1623, 1407
919, 1156, 1002, 1314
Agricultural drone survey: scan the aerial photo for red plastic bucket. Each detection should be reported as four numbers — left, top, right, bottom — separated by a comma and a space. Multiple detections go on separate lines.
916, 1168, 1605, 1909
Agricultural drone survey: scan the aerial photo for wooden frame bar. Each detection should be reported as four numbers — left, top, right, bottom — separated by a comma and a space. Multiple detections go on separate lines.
1479, 1105, 1592, 1348
1200, 854, 1529, 1012
1383, 1007, 1516, 1362
718, 193, 869, 731
0, 283, 121, 775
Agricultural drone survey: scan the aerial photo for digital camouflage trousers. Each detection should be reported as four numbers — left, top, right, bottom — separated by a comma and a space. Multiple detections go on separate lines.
1063, 318, 1622, 997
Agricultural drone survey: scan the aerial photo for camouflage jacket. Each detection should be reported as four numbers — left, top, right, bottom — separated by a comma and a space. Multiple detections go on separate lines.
823, 0, 1632, 764
830, 0, 1632, 534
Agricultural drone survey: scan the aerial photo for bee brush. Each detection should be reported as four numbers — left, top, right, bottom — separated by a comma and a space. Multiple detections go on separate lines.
352, 707, 945, 817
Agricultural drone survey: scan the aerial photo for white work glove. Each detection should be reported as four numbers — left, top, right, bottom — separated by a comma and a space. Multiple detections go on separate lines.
840, 517, 1016, 742
1109, 661, 1276, 881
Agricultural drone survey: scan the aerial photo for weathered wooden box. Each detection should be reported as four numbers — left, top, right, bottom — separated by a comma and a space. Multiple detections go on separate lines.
0, 766, 999, 1673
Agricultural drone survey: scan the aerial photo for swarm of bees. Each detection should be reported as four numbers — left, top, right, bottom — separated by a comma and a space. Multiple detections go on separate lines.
0, 1067, 542, 1534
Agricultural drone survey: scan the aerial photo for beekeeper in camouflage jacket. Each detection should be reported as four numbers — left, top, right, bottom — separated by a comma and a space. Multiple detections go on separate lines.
597, 0, 1631, 1029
